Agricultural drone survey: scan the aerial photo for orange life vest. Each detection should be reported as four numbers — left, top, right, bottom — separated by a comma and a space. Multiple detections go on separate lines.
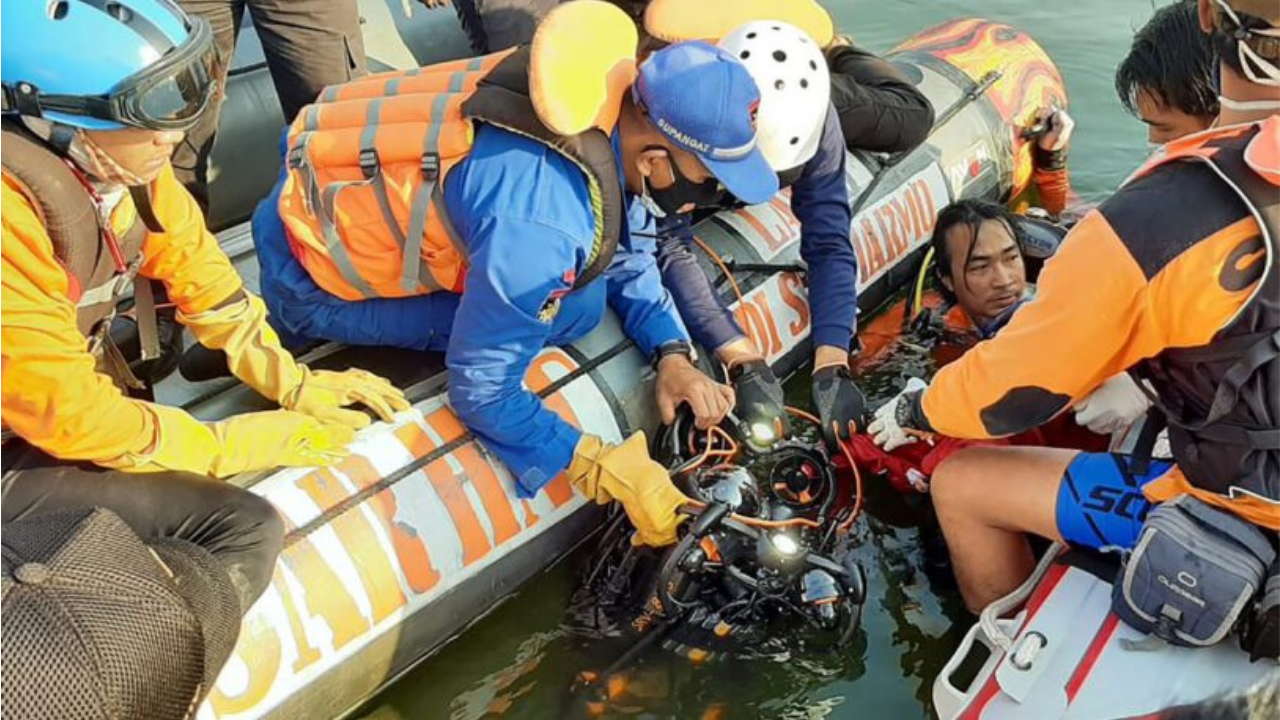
1128, 119, 1279, 510
278, 47, 627, 302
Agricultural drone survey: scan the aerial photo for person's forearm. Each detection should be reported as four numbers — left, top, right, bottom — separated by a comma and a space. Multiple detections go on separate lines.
653, 223, 745, 351
814, 344, 848, 370
827, 44, 935, 153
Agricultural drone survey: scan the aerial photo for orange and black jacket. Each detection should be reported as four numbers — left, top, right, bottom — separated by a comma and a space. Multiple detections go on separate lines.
904, 121, 1279, 529
2, 162, 243, 465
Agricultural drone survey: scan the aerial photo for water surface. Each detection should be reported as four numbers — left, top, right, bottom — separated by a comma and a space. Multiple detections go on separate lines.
356, 2, 1159, 717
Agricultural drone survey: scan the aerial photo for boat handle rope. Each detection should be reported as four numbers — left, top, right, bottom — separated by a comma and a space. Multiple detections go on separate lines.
979, 542, 1064, 658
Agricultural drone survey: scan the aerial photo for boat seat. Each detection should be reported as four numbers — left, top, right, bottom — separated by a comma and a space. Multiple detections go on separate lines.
1057, 548, 1121, 584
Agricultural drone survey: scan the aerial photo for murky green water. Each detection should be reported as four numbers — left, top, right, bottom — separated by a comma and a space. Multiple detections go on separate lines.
356, 2, 1158, 718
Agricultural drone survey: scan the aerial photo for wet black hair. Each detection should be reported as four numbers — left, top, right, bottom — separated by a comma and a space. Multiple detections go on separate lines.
1115, 1, 1219, 121
1209, 2, 1280, 78
929, 199, 1024, 302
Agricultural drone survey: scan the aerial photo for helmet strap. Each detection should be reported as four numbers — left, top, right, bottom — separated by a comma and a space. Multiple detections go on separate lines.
79, 130, 149, 188
128, 185, 166, 233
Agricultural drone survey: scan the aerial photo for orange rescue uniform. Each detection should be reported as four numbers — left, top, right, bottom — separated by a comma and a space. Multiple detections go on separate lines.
1, 165, 243, 464
918, 122, 1278, 529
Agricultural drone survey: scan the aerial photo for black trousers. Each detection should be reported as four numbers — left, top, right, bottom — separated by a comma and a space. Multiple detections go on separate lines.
1, 445, 284, 613
173, 0, 367, 209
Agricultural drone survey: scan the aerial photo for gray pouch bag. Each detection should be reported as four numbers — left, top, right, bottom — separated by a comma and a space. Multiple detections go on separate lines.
1113, 494, 1276, 647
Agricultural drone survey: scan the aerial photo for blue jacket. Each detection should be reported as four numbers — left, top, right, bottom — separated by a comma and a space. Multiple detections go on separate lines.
655, 106, 858, 353
256, 124, 688, 496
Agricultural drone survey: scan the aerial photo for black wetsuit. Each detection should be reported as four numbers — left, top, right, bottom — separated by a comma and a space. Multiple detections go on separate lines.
1, 444, 284, 612
826, 43, 935, 154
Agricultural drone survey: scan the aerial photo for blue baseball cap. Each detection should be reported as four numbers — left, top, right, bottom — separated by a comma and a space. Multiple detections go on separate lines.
633, 41, 779, 206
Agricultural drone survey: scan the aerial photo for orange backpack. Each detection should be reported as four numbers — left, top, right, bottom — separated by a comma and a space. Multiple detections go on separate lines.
278, 0, 640, 303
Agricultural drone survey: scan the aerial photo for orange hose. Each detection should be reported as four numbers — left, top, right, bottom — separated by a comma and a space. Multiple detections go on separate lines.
693, 235, 761, 357
784, 406, 821, 426
835, 438, 864, 537
679, 426, 740, 475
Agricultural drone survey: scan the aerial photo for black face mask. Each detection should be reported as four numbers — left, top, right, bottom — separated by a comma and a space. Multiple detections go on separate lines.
643, 147, 723, 216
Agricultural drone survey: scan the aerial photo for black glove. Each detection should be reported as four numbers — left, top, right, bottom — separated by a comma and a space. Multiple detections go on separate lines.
812, 365, 868, 449
1240, 564, 1279, 662
728, 359, 788, 445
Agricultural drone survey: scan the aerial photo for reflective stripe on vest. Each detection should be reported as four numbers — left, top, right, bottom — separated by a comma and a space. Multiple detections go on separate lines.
401, 88, 453, 293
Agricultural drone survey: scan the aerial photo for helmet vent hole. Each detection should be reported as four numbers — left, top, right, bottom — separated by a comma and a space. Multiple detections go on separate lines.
740, 50, 751, 60
800, 79, 809, 89
48, 0, 69, 20
809, 60, 818, 71
775, 79, 786, 90
790, 137, 800, 145
747, 32, 757, 39
773, 50, 787, 62
772, 25, 781, 31
105, 2, 133, 23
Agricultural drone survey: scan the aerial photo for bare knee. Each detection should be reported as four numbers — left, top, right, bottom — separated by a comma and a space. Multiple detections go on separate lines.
930, 446, 999, 513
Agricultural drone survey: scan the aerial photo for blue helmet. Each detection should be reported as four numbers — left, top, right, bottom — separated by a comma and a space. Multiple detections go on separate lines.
1, 0, 218, 131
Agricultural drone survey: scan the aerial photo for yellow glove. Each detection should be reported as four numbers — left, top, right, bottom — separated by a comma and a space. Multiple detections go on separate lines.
280, 367, 410, 430
567, 432, 690, 547
208, 411, 355, 476
179, 292, 407, 428
177, 291, 304, 402
101, 404, 354, 478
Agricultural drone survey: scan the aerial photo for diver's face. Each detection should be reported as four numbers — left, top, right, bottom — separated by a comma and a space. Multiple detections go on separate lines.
1136, 89, 1212, 145
81, 127, 184, 183
942, 219, 1026, 327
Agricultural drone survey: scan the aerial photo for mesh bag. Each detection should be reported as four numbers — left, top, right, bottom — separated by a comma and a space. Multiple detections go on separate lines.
151, 539, 242, 694
2, 508, 209, 720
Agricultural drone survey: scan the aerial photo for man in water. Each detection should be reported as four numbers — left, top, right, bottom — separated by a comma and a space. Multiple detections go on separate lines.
871, 0, 1279, 624
854, 200, 1107, 494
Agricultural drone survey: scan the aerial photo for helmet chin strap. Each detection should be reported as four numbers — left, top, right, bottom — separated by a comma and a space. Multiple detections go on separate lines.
78, 131, 149, 187
20, 116, 167, 232
1218, 95, 1280, 111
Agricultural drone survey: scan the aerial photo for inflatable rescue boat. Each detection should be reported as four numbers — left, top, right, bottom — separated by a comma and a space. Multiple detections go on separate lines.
934, 548, 1277, 720
186, 12, 1068, 719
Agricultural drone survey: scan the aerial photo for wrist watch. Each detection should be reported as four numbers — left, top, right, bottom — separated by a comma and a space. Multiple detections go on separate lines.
652, 340, 696, 371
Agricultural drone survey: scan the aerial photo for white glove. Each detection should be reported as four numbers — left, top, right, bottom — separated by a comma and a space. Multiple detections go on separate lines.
868, 377, 929, 452
1073, 373, 1152, 435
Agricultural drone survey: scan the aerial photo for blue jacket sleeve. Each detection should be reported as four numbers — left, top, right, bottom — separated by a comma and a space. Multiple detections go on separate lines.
654, 214, 746, 353
445, 214, 584, 497
791, 107, 858, 351
604, 206, 690, 358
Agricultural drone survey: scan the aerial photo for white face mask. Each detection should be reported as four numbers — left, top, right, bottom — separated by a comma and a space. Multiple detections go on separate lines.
636, 174, 667, 219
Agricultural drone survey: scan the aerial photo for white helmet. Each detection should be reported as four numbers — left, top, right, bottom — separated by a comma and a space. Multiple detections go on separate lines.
719, 20, 831, 172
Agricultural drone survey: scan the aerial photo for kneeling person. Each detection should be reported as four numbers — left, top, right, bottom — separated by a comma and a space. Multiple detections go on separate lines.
256, 9, 777, 546
648, 17, 868, 452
